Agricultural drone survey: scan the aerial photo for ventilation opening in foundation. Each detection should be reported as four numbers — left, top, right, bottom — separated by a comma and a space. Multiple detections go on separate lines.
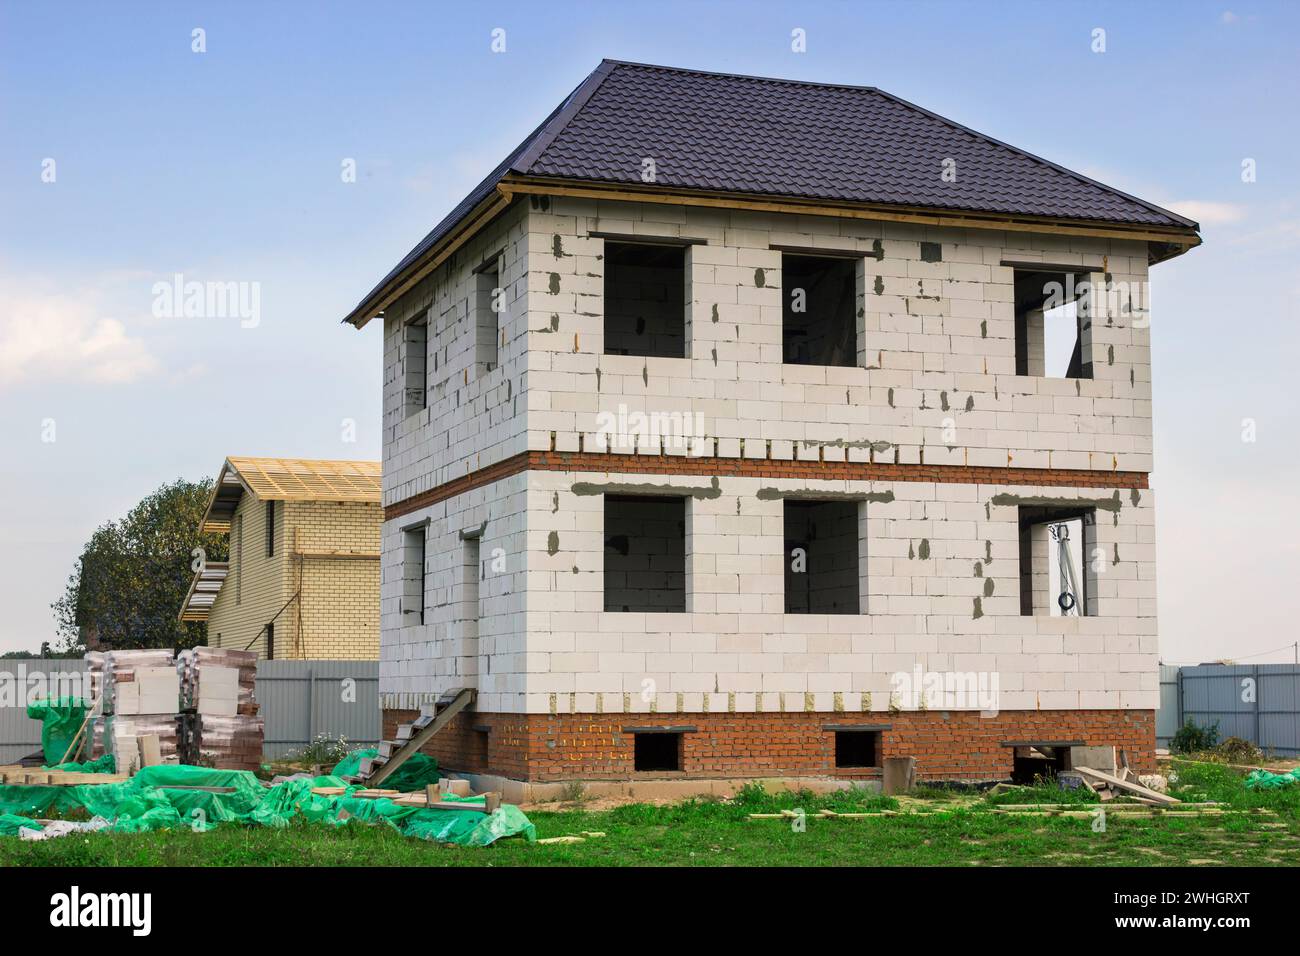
784, 499, 862, 614
604, 495, 686, 612
1010, 744, 1072, 785
604, 241, 686, 359
633, 732, 682, 772
782, 254, 858, 367
834, 730, 880, 768
1018, 505, 1097, 617
1013, 269, 1092, 379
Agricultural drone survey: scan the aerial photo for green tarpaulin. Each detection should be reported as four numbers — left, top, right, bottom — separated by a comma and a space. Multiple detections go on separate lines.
45, 754, 116, 774
25, 697, 87, 764
0, 763, 534, 846
1245, 767, 1300, 790
0, 813, 42, 836
331, 748, 441, 792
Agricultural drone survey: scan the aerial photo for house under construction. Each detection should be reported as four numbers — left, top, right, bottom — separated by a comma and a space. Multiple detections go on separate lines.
343, 61, 1199, 788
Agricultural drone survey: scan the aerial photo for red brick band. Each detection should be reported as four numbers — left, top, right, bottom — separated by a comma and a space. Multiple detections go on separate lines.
382, 708, 1156, 782
385, 450, 1149, 521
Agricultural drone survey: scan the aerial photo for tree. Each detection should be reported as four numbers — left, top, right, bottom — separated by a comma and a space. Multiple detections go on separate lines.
51, 478, 228, 652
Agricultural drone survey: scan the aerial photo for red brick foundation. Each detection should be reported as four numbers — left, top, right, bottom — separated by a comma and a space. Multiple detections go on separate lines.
382, 708, 1155, 782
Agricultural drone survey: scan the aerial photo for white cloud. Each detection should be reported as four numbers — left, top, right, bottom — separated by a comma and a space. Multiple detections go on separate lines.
0, 274, 159, 387
1221, 10, 1239, 25
1165, 199, 1248, 226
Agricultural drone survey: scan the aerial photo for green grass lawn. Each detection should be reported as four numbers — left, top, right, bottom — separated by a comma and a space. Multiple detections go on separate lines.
3, 760, 1298, 867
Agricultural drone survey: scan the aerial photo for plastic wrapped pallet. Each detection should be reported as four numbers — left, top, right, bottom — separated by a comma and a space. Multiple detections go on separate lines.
114, 666, 179, 715
103, 649, 176, 713
196, 715, 263, 773
179, 647, 258, 715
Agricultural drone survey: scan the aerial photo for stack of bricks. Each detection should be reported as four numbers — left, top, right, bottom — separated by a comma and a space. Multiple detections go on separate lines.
178, 647, 263, 772
94, 649, 181, 769
178, 647, 258, 714
191, 715, 264, 773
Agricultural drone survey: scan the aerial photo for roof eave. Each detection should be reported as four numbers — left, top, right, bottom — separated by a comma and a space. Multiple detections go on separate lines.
198, 458, 245, 534
343, 187, 514, 329
501, 174, 1202, 259
342, 173, 1200, 332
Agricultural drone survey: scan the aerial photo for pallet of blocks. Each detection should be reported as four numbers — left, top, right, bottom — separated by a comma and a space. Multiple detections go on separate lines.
94, 650, 181, 772
179, 648, 263, 771
194, 715, 264, 773
179, 647, 258, 715
102, 648, 178, 713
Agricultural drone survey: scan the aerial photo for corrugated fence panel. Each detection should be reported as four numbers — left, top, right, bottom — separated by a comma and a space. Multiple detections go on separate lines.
0, 659, 90, 763
256, 660, 380, 760
1175, 663, 1300, 756
1259, 668, 1300, 756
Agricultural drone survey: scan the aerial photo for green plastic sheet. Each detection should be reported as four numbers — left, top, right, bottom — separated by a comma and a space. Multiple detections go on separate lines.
0, 764, 534, 846
45, 754, 116, 774
1245, 767, 1300, 790
331, 748, 441, 792
25, 697, 87, 764
0, 813, 42, 836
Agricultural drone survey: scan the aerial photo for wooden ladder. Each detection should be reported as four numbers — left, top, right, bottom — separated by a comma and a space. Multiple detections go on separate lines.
356, 687, 476, 788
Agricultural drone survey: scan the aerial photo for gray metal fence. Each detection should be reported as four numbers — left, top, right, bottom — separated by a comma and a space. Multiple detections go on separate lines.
0, 658, 379, 763
256, 660, 380, 759
1174, 663, 1300, 756
1156, 663, 1181, 749
0, 659, 90, 763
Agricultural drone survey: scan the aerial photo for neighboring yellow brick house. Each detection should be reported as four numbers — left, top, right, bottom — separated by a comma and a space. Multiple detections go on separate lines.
179, 457, 382, 659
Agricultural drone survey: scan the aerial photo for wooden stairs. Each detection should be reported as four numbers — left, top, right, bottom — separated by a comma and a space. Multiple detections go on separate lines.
353, 687, 476, 788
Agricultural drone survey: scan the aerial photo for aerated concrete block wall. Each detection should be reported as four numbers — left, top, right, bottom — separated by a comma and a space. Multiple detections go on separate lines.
523, 198, 1152, 471
380, 201, 531, 507
378, 195, 1158, 721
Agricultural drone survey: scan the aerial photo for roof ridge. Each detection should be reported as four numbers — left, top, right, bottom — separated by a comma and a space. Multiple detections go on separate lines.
598, 58, 883, 94
227, 456, 380, 468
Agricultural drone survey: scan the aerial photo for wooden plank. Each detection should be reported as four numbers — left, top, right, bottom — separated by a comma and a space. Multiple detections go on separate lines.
346, 192, 511, 328
391, 792, 490, 812
993, 802, 1221, 812
1075, 766, 1180, 805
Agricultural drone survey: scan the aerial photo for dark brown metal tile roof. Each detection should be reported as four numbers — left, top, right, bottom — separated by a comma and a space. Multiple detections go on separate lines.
350, 60, 1195, 322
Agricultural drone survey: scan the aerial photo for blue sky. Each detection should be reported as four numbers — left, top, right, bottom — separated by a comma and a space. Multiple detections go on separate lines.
1, 1, 1296, 663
